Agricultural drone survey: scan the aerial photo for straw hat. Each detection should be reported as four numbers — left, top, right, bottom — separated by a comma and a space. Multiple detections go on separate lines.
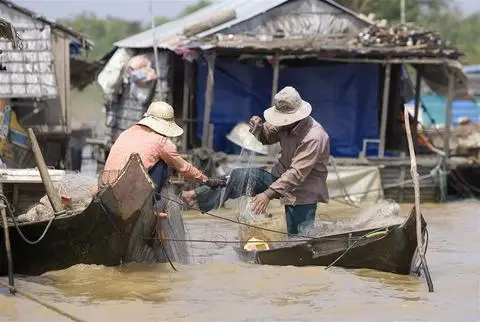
137, 101, 183, 137
264, 86, 312, 127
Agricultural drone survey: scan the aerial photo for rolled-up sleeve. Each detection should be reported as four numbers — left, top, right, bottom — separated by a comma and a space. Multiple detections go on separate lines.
158, 143, 207, 183
252, 123, 280, 145
265, 138, 323, 199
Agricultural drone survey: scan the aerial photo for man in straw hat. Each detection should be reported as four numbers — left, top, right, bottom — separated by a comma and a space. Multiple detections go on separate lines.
101, 101, 226, 202
182, 86, 330, 234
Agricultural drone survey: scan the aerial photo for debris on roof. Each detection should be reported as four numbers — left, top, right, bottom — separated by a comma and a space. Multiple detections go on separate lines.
353, 23, 451, 50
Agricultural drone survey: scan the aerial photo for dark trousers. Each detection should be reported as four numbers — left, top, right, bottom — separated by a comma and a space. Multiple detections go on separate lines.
194, 168, 317, 234
148, 160, 170, 204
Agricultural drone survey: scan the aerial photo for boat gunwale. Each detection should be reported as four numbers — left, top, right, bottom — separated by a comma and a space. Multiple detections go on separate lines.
235, 208, 418, 256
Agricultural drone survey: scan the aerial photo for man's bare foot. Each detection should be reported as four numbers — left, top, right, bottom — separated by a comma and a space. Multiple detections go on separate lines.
181, 190, 197, 208
155, 212, 168, 219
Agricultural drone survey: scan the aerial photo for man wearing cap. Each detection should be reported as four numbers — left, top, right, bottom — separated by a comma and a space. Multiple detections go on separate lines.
181, 86, 330, 234
101, 101, 226, 199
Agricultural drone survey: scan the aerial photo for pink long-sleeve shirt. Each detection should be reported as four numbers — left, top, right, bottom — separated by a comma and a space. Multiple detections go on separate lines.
101, 124, 207, 185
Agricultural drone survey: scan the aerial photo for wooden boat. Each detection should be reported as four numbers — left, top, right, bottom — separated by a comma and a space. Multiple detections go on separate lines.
0, 153, 159, 276
234, 207, 426, 275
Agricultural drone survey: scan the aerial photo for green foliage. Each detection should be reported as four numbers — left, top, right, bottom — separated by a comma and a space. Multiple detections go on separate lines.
60, 0, 212, 60
59, 11, 143, 59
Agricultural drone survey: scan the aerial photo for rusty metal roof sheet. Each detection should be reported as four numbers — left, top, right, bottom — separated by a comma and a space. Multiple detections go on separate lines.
185, 33, 462, 60
114, 0, 371, 49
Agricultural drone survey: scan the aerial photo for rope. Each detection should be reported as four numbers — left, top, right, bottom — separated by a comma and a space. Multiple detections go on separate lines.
0, 194, 62, 245
324, 226, 388, 270
0, 279, 86, 322
452, 169, 480, 194
99, 196, 367, 244
329, 156, 359, 208
0, 199, 84, 321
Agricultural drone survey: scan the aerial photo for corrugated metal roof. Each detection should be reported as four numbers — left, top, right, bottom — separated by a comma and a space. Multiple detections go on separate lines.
114, 0, 371, 49
0, 0, 93, 49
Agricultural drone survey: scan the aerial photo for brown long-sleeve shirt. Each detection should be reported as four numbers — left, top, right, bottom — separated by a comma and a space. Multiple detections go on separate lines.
252, 117, 330, 205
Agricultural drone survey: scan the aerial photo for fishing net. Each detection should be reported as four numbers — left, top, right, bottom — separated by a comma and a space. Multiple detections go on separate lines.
152, 184, 190, 265
297, 199, 404, 238
17, 172, 97, 222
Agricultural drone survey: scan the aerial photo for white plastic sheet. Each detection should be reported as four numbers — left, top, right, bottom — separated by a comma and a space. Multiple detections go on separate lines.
326, 165, 383, 204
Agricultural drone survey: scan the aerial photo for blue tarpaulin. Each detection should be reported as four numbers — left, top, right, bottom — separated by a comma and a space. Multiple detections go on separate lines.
408, 95, 480, 126
196, 59, 380, 157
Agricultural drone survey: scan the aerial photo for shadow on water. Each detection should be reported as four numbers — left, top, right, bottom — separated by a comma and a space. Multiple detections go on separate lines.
31, 262, 195, 303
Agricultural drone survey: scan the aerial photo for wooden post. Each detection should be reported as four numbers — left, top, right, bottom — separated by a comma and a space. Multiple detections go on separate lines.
208, 124, 214, 150
271, 53, 280, 105
0, 204, 14, 294
27, 128, 63, 214
379, 63, 392, 158
413, 70, 422, 150
444, 71, 455, 160
202, 51, 216, 148
181, 61, 191, 153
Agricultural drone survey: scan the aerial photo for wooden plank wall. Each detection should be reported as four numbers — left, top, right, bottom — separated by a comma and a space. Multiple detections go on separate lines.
50, 31, 70, 132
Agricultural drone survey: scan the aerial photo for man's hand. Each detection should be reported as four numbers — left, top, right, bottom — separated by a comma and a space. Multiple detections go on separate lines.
249, 116, 262, 133
204, 177, 227, 188
251, 192, 270, 214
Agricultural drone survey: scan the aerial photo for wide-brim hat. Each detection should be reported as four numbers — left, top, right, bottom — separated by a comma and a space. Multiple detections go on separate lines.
137, 101, 184, 138
263, 86, 312, 127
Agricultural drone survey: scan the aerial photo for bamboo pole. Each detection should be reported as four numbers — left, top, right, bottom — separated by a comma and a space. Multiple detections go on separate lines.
413, 70, 422, 149
379, 63, 392, 157
1, 204, 14, 294
27, 128, 63, 214
202, 51, 216, 148
270, 53, 280, 105
181, 61, 191, 153
444, 71, 455, 160
403, 108, 434, 292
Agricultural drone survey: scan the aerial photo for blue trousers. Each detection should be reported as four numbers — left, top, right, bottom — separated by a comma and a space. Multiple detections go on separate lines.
194, 168, 317, 234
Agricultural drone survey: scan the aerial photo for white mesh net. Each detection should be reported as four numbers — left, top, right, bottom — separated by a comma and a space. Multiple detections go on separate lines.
17, 172, 97, 222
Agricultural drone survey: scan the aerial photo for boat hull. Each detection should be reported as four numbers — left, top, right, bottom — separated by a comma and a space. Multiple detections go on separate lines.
0, 201, 131, 276
0, 153, 157, 276
235, 208, 426, 275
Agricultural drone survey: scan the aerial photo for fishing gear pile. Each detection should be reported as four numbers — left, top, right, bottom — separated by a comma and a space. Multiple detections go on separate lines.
353, 23, 449, 49
18, 172, 96, 222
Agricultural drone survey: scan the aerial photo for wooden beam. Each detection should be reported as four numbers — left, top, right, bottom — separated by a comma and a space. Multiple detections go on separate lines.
202, 51, 216, 148
379, 63, 392, 158
444, 71, 455, 160
271, 53, 280, 105
181, 61, 191, 153
413, 70, 422, 149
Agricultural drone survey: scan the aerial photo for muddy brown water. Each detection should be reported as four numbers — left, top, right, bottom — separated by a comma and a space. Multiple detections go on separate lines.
0, 200, 479, 322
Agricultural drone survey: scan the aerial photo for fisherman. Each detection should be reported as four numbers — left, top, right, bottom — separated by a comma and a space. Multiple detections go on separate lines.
181, 86, 330, 234
100, 101, 226, 202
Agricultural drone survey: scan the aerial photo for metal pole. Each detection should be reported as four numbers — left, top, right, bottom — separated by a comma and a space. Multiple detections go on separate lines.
270, 53, 280, 105
379, 63, 392, 158
181, 61, 190, 153
202, 51, 216, 148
